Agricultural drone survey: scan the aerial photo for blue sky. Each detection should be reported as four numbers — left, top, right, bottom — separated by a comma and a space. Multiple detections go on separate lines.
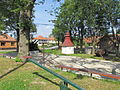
33, 0, 64, 37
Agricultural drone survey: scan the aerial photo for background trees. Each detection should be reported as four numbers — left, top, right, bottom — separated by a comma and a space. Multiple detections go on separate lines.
0, 0, 119, 57
52, 0, 120, 54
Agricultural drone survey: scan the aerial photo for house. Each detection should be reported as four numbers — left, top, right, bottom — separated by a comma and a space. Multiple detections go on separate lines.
33, 35, 57, 46
98, 34, 120, 54
33, 35, 48, 46
0, 33, 17, 49
47, 37, 56, 44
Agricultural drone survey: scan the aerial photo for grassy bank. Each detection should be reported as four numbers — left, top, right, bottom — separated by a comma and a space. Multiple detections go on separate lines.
44, 49, 103, 60
0, 51, 15, 54
0, 57, 120, 90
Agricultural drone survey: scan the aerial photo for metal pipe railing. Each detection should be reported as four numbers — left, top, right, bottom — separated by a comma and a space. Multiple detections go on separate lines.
27, 58, 84, 90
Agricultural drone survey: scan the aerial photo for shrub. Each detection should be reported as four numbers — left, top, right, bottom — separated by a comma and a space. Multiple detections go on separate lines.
15, 57, 22, 62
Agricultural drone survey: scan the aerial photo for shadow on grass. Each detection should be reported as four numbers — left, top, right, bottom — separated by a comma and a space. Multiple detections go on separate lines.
103, 56, 120, 62
0, 61, 27, 79
33, 72, 72, 90
74, 74, 84, 80
33, 72, 60, 86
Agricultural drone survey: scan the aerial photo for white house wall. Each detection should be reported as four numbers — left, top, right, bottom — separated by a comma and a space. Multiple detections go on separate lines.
62, 47, 74, 54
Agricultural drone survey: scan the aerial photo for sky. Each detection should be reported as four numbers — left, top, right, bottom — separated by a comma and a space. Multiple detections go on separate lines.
33, 0, 64, 38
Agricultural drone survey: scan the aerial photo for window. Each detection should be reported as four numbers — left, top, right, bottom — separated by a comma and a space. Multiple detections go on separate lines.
11, 42, 15, 46
1, 42, 5, 46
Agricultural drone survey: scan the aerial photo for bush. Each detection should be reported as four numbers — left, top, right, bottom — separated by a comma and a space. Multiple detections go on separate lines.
15, 57, 22, 62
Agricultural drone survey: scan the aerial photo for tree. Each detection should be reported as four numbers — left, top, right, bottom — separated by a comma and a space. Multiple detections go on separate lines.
0, 0, 61, 59
53, 0, 97, 49
53, 0, 120, 54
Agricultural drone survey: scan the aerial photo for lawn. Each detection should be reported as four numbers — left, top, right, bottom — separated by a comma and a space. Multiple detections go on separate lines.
0, 51, 15, 54
44, 49, 120, 61
0, 57, 120, 90
44, 49, 104, 60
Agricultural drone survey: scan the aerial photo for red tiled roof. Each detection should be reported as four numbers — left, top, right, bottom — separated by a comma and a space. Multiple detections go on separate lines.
84, 34, 120, 43
84, 36, 101, 43
33, 35, 56, 41
0, 34, 16, 41
33, 35, 48, 40
62, 32, 74, 47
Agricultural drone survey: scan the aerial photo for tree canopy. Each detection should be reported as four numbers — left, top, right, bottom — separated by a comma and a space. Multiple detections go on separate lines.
53, 0, 120, 40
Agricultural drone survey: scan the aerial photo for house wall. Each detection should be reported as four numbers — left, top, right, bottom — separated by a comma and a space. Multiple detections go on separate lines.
0, 41, 17, 49
34, 40, 57, 46
48, 40, 57, 44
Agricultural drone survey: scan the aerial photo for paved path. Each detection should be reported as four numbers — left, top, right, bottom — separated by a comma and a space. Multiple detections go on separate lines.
3, 51, 120, 78
46, 55, 120, 76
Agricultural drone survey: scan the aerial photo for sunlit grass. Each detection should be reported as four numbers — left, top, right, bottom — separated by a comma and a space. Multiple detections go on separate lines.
0, 57, 120, 90
44, 49, 104, 60
0, 51, 16, 54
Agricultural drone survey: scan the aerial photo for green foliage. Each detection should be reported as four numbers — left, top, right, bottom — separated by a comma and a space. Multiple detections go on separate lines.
84, 42, 89, 47
15, 57, 23, 62
52, 0, 120, 48
49, 43, 58, 47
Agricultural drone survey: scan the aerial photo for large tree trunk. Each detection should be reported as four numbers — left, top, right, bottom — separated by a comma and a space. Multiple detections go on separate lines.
18, 0, 35, 58
18, 10, 30, 58
80, 25, 84, 49
18, 29, 30, 57
16, 29, 19, 52
91, 38, 96, 54
57, 37, 60, 48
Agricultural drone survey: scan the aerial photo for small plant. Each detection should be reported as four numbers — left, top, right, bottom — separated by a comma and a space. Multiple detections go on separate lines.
15, 57, 22, 62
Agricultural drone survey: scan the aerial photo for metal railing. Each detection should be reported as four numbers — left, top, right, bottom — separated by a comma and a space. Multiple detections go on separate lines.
57, 65, 120, 80
27, 58, 84, 90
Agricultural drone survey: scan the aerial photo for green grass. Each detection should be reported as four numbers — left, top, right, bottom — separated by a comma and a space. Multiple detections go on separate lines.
64, 54, 104, 60
44, 49, 61, 55
0, 51, 15, 54
44, 49, 104, 60
0, 57, 120, 90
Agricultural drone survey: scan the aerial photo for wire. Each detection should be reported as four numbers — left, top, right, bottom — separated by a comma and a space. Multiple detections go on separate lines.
35, 23, 54, 26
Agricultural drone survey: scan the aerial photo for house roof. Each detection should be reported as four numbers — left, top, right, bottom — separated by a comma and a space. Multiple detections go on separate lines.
33, 35, 48, 40
0, 34, 16, 41
84, 36, 101, 43
33, 35, 55, 41
62, 32, 74, 47
84, 34, 120, 44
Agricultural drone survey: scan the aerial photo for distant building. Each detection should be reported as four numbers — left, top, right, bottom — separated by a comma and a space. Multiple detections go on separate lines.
98, 34, 120, 53
83, 36, 101, 45
33, 35, 57, 46
47, 37, 56, 44
0, 34, 17, 49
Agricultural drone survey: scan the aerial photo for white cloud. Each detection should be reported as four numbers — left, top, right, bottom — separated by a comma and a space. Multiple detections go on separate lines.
34, 25, 54, 37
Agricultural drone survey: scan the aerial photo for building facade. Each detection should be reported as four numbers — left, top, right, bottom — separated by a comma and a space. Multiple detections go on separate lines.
33, 35, 57, 46
0, 34, 17, 49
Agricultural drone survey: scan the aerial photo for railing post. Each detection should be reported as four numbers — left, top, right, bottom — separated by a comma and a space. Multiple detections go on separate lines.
60, 81, 69, 90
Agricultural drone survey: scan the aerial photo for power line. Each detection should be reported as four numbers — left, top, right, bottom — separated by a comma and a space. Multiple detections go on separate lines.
35, 23, 54, 26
